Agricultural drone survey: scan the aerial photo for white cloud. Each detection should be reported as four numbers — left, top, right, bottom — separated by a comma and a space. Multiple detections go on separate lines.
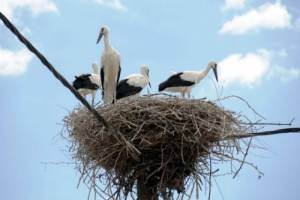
218, 49, 270, 86
223, 0, 245, 11
95, 0, 127, 11
220, 2, 291, 35
0, 48, 33, 76
268, 66, 300, 82
218, 49, 300, 87
0, 0, 58, 20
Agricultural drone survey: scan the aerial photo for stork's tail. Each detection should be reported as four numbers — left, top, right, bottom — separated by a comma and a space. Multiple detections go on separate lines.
92, 63, 99, 74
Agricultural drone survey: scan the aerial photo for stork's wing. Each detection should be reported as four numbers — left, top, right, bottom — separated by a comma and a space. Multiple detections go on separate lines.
116, 79, 143, 100
73, 74, 99, 90
159, 72, 195, 92
117, 65, 121, 83
100, 67, 105, 96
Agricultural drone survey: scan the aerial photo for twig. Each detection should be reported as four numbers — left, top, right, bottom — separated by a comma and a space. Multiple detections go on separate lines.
241, 122, 293, 126
233, 138, 252, 178
144, 93, 178, 98
217, 95, 266, 120
224, 128, 300, 140
208, 155, 212, 200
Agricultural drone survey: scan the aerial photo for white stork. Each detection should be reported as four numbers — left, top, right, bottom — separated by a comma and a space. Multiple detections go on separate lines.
72, 63, 101, 106
96, 25, 121, 104
158, 61, 218, 98
116, 65, 151, 100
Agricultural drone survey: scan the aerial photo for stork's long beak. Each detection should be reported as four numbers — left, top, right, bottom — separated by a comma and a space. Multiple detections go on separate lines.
213, 67, 218, 82
96, 31, 103, 44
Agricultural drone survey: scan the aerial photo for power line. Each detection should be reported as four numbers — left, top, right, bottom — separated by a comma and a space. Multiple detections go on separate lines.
0, 12, 109, 129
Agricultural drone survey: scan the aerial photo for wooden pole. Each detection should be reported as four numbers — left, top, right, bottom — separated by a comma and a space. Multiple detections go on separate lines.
137, 175, 158, 200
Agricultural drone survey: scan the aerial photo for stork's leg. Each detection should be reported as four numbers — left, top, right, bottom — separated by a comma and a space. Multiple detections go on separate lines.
82, 94, 88, 105
181, 92, 185, 98
184, 88, 191, 99
187, 92, 191, 99
91, 92, 95, 107
92, 97, 95, 107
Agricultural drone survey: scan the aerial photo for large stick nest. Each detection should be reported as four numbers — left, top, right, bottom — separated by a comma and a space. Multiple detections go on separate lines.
64, 96, 258, 199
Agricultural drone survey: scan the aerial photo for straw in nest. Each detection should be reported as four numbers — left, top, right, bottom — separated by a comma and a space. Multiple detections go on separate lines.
64, 96, 259, 200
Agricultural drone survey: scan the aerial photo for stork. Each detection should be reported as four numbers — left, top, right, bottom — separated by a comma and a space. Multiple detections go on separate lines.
97, 25, 121, 104
72, 63, 101, 106
158, 61, 218, 98
116, 65, 151, 100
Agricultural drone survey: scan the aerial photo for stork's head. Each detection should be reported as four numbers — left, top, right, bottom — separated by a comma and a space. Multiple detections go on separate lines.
141, 65, 151, 88
208, 61, 218, 82
96, 25, 110, 44
140, 65, 149, 76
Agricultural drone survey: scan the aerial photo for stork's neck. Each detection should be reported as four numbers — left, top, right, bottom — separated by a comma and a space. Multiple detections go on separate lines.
202, 64, 212, 77
195, 65, 212, 82
141, 71, 148, 78
103, 35, 112, 50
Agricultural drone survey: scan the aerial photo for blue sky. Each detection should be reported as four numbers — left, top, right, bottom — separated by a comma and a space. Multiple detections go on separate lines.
0, 0, 300, 199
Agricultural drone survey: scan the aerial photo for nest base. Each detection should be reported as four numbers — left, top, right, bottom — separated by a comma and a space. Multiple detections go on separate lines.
64, 96, 251, 199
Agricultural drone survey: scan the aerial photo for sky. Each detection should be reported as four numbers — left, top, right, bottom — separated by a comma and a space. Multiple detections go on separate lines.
0, 0, 300, 199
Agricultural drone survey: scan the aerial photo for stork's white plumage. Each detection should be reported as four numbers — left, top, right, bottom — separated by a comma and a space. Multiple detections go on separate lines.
158, 61, 218, 98
116, 65, 151, 100
97, 25, 121, 104
90, 63, 101, 89
72, 63, 101, 106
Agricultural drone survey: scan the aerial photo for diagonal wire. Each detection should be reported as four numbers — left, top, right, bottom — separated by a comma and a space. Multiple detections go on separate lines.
0, 12, 140, 157
0, 12, 109, 129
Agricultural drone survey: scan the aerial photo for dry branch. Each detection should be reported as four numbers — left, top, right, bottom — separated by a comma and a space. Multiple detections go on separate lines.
225, 128, 300, 140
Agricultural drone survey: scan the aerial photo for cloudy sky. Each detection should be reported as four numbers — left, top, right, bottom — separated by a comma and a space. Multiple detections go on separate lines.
0, 0, 300, 199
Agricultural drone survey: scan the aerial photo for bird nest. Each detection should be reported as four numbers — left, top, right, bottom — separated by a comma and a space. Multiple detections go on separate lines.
64, 96, 260, 200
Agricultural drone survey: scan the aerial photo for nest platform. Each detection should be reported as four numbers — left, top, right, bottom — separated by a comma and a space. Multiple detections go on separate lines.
64, 96, 253, 199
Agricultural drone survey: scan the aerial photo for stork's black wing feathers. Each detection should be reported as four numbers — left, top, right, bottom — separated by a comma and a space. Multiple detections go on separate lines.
117, 65, 121, 84
158, 72, 195, 92
100, 67, 105, 96
116, 79, 143, 100
72, 74, 99, 90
